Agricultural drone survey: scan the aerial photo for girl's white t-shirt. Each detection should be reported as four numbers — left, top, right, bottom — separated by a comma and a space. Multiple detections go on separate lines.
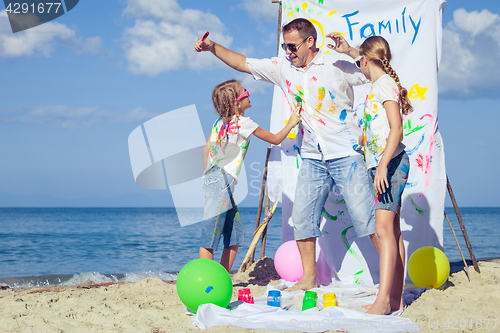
363, 74, 405, 169
204, 115, 259, 182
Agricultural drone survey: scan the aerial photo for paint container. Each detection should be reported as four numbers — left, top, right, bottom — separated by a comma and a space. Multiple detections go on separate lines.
267, 290, 281, 307
238, 288, 254, 304
301, 291, 317, 311
323, 293, 338, 308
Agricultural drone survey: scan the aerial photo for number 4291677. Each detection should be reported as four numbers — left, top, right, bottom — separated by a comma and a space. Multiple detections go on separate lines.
443, 319, 498, 330
6, 2, 62, 14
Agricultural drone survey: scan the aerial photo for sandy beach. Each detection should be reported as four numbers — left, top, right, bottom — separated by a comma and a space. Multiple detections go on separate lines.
1, 258, 499, 332
401, 259, 500, 333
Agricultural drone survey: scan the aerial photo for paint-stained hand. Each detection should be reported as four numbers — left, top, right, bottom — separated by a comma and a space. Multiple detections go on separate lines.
374, 165, 389, 194
194, 38, 214, 52
326, 32, 350, 54
289, 110, 300, 126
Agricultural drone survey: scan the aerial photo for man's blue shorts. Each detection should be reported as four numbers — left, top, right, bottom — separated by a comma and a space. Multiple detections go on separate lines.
292, 153, 376, 240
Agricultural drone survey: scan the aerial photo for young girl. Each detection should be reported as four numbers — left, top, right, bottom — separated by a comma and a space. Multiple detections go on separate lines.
356, 36, 413, 315
200, 79, 300, 273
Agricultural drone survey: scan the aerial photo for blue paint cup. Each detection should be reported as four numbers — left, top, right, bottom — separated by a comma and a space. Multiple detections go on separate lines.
267, 290, 281, 307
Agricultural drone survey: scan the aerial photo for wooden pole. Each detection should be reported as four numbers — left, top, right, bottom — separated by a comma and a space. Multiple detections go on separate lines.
257, 0, 282, 260
272, 0, 282, 56
238, 1, 282, 272
260, 187, 271, 259
238, 201, 279, 273
250, 147, 272, 263
444, 211, 470, 282
446, 176, 480, 273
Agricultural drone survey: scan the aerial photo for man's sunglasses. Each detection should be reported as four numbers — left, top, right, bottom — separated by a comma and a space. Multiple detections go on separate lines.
281, 36, 310, 53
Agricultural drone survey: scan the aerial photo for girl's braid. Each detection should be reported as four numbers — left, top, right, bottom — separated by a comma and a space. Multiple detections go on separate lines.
382, 59, 413, 115
359, 36, 413, 116
211, 80, 240, 150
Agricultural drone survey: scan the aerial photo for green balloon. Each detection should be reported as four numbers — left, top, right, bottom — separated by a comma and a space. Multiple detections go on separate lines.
176, 259, 233, 313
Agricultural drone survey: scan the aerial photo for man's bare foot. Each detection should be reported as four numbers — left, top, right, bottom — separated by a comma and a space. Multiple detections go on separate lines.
285, 276, 317, 292
366, 299, 391, 315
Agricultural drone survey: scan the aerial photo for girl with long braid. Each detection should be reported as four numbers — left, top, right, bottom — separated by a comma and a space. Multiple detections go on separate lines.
329, 34, 412, 315
356, 36, 412, 315
200, 79, 300, 272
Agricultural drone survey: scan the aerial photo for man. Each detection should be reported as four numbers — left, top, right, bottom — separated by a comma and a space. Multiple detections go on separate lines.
195, 18, 379, 291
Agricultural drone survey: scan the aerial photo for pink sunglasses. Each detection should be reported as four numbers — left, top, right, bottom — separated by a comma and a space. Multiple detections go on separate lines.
231, 89, 250, 106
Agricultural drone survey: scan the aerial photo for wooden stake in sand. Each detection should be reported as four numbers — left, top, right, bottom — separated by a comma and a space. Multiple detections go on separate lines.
250, 147, 272, 264
446, 176, 480, 273
444, 211, 470, 282
241, 1, 283, 273
238, 201, 279, 273
240, 147, 276, 272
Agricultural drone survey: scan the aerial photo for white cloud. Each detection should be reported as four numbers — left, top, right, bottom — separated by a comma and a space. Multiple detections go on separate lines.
122, 0, 233, 76
241, 0, 278, 22
452, 8, 499, 36
77, 36, 104, 55
439, 8, 500, 98
0, 10, 103, 57
2, 105, 158, 128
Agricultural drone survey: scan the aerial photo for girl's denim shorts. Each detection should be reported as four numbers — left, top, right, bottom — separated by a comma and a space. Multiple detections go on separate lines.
369, 151, 409, 213
200, 166, 245, 251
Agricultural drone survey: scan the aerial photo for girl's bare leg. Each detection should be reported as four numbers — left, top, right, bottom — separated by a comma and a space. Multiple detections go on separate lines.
390, 210, 405, 311
220, 245, 239, 272
367, 209, 398, 315
199, 247, 214, 260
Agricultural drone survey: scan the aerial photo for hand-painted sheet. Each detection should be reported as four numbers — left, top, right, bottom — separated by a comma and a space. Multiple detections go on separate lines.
268, 0, 447, 285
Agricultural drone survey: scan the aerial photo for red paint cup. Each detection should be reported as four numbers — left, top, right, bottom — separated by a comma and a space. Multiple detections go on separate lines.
238, 288, 254, 304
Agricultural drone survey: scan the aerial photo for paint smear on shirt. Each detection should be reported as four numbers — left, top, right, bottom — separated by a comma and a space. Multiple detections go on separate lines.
318, 87, 326, 101
339, 109, 347, 124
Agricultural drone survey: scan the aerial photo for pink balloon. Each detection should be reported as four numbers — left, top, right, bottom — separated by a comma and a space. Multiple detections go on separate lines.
274, 240, 304, 282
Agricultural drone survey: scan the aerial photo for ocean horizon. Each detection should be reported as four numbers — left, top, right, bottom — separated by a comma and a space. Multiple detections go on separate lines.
1, 206, 498, 288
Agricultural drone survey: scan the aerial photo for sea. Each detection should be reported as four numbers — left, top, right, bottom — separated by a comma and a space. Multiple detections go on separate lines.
0, 207, 498, 288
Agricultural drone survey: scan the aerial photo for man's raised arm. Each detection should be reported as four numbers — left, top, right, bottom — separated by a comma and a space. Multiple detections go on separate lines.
194, 38, 250, 74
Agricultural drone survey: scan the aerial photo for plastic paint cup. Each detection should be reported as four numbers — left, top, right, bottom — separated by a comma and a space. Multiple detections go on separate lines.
267, 290, 281, 307
302, 290, 317, 311
238, 288, 254, 304
323, 293, 338, 308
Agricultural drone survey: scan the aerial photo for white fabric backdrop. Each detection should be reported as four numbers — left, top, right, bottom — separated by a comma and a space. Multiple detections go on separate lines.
267, 0, 447, 285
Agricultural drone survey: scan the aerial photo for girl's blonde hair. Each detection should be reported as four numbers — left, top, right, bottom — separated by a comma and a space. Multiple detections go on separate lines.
359, 36, 413, 115
211, 79, 241, 149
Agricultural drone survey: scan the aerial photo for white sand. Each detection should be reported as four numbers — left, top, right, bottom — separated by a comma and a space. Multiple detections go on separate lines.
401, 260, 500, 332
1, 258, 499, 332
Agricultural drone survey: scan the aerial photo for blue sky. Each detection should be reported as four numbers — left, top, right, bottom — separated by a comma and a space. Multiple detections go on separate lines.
0, 0, 498, 207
